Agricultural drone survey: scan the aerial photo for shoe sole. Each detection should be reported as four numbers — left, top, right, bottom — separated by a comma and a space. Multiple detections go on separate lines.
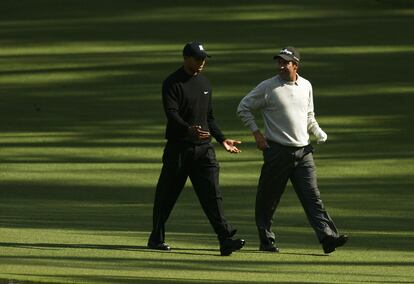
147, 244, 171, 251
220, 242, 245, 256
259, 248, 279, 252
323, 236, 348, 254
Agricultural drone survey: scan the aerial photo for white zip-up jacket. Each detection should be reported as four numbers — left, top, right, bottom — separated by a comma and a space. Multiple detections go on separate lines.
237, 74, 323, 147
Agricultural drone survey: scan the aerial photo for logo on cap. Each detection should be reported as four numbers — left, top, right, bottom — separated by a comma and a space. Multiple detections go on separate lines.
280, 48, 293, 56
274, 46, 300, 63
199, 45, 204, 51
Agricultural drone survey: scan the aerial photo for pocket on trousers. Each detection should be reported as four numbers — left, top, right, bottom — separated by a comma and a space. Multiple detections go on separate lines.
205, 146, 219, 167
263, 146, 283, 163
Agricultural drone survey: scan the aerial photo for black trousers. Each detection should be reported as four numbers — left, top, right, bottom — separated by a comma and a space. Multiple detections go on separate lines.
149, 141, 236, 244
256, 141, 339, 245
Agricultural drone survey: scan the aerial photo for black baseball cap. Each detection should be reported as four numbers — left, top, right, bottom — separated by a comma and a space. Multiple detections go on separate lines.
183, 42, 211, 59
273, 46, 300, 63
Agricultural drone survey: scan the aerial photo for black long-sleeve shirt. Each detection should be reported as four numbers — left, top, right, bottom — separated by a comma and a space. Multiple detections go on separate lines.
162, 66, 225, 144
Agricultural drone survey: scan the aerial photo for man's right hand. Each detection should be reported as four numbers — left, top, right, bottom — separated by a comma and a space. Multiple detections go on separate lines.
253, 130, 269, 151
188, 125, 211, 141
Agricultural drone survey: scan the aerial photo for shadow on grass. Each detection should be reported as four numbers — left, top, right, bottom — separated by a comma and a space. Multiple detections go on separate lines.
0, 275, 352, 284
1, 255, 414, 284
0, 242, 224, 257
0, 241, 331, 257
0, 242, 148, 251
0, 175, 412, 252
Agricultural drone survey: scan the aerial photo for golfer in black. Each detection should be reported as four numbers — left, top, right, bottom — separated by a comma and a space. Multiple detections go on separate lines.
147, 42, 245, 256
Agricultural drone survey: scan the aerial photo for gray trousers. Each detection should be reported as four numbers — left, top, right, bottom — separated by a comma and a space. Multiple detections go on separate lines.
256, 141, 338, 245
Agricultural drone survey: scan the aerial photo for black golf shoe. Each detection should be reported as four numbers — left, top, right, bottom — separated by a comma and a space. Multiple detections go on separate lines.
322, 234, 348, 254
220, 238, 245, 256
259, 241, 280, 252
147, 241, 171, 251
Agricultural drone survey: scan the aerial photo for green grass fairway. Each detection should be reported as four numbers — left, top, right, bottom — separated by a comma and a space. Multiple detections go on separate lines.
1, 0, 413, 283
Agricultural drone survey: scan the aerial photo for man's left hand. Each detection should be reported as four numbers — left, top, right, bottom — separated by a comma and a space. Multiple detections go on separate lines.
222, 139, 242, 154
315, 128, 328, 144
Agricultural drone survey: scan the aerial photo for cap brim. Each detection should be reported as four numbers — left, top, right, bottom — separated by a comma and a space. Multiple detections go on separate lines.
273, 54, 294, 61
193, 54, 211, 59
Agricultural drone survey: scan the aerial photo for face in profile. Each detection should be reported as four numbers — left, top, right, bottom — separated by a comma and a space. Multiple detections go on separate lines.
184, 56, 206, 75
